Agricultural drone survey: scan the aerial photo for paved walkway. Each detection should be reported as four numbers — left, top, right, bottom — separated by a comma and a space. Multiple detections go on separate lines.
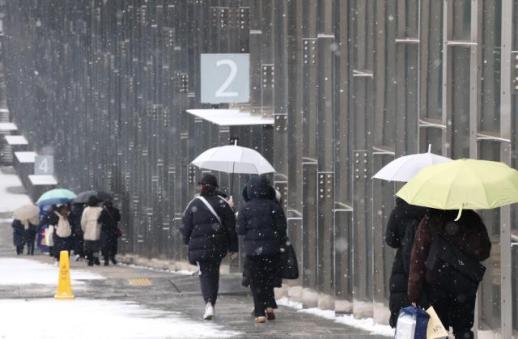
0, 166, 388, 338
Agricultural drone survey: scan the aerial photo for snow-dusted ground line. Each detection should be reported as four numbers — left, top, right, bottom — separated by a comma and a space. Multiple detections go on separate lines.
276, 297, 394, 337
0, 258, 104, 285
0, 299, 240, 339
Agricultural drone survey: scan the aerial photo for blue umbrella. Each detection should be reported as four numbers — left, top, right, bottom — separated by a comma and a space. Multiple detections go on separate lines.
36, 188, 77, 206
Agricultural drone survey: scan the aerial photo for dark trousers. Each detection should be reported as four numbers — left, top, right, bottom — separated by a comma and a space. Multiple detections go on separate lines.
428, 285, 476, 339
84, 240, 100, 265
246, 254, 279, 317
53, 235, 72, 260
198, 258, 222, 306
16, 244, 24, 255
25, 229, 36, 255
72, 233, 84, 257
101, 232, 118, 262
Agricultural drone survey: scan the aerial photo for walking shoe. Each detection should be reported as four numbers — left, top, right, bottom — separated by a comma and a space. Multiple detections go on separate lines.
265, 308, 276, 320
104, 261, 109, 266
94, 257, 101, 266
110, 257, 117, 265
203, 303, 214, 320
255, 316, 266, 323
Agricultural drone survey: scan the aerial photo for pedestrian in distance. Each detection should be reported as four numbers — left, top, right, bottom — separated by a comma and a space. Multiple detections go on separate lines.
47, 204, 73, 262
11, 218, 26, 255
180, 173, 238, 320
40, 205, 57, 257
99, 200, 121, 266
81, 196, 103, 266
24, 219, 38, 255
238, 175, 287, 324
408, 208, 491, 339
70, 202, 86, 261
385, 197, 427, 328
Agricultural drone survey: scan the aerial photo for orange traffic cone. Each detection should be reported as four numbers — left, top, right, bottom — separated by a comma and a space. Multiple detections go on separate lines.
54, 250, 75, 300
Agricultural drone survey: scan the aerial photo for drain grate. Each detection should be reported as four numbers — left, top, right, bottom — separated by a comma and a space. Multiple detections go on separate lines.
128, 278, 152, 286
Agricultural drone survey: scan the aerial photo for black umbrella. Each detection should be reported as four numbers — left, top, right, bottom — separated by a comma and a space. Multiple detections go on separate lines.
96, 191, 113, 202
73, 190, 113, 204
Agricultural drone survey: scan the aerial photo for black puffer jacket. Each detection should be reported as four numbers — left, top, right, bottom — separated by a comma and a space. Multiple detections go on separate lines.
385, 197, 427, 327
181, 194, 238, 264
238, 176, 287, 256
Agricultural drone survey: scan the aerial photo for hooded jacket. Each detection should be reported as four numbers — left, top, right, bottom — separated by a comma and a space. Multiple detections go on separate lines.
237, 176, 287, 256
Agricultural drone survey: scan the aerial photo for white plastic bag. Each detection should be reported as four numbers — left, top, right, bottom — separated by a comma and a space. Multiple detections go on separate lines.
395, 311, 416, 339
45, 225, 55, 247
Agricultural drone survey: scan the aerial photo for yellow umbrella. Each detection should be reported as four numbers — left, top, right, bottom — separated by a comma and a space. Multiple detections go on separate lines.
396, 159, 518, 219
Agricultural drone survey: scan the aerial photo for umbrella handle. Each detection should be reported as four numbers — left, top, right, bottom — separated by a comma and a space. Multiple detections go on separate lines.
454, 205, 463, 221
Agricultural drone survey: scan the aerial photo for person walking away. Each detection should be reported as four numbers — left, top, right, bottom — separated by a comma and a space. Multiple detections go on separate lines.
81, 196, 103, 266
47, 205, 73, 262
180, 173, 238, 320
408, 209, 491, 339
11, 219, 26, 255
99, 200, 121, 266
385, 197, 427, 327
70, 203, 86, 261
24, 220, 38, 255
238, 176, 287, 324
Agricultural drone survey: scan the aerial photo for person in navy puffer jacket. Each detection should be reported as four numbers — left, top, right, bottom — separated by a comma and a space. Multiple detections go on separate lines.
181, 173, 238, 320
238, 175, 287, 323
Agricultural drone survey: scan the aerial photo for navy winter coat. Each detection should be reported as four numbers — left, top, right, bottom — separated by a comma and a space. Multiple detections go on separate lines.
181, 194, 238, 264
237, 176, 287, 256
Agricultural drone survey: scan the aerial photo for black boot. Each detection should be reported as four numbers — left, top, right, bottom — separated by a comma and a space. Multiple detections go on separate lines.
110, 256, 117, 265
94, 257, 101, 266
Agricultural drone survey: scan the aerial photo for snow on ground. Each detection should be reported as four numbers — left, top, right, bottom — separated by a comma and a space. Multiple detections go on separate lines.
277, 297, 394, 337
0, 258, 104, 285
0, 298, 240, 339
0, 167, 32, 213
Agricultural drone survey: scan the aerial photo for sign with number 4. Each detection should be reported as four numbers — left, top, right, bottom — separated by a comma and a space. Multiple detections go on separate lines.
35, 155, 54, 175
200, 53, 250, 104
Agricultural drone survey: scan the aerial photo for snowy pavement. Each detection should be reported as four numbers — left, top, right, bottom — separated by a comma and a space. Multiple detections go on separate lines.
0, 299, 240, 339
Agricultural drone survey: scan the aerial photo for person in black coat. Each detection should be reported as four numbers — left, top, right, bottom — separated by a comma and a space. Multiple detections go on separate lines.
69, 203, 86, 260
12, 219, 26, 255
385, 197, 426, 328
99, 200, 121, 266
408, 209, 490, 339
180, 173, 238, 320
238, 175, 287, 323
24, 220, 38, 255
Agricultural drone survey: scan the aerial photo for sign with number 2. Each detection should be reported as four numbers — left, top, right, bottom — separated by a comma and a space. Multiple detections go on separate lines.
200, 53, 250, 104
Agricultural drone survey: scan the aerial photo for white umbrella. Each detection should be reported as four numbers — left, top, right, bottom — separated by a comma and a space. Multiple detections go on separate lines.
372, 145, 452, 182
13, 204, 40, 225
191, 144, 275, 175
191, 143, 275, 192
